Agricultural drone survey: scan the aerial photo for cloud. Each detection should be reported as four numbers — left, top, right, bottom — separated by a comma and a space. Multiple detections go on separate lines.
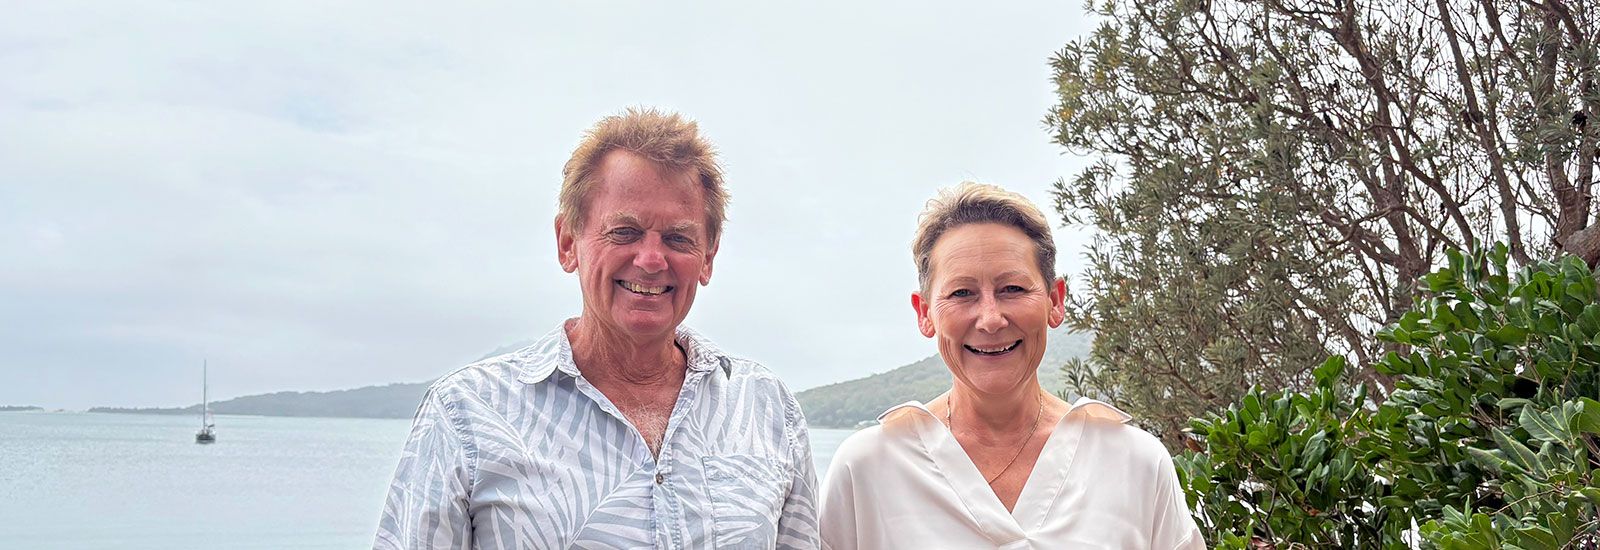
0, 1, 1094, 409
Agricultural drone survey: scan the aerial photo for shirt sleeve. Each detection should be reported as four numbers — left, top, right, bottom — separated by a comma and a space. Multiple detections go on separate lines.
776, 398, 822, 550
373, 389, 474, 550
1151, 452, 1205, 550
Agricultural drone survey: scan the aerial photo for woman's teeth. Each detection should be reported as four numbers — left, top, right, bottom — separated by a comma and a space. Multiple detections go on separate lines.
618, 280, 670, 295
965, 340, 1021, 355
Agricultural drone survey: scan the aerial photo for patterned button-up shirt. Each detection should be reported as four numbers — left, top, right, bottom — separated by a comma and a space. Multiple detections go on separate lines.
374, 323, 819, 549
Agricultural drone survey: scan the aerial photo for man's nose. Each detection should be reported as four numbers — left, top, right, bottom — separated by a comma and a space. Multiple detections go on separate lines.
634, 237, 668, 273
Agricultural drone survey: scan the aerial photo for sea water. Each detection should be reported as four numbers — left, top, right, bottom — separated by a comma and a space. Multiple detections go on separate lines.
0, 412, 854, 549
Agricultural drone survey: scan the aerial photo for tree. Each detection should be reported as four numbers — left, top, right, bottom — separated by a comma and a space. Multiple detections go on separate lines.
1048, 0, 1599, 445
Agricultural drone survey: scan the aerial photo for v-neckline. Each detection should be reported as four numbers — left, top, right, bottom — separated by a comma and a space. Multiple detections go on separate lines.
917, 404, 1088, 544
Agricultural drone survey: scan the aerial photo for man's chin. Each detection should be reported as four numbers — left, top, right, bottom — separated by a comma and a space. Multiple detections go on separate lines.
613, 313, 681, 339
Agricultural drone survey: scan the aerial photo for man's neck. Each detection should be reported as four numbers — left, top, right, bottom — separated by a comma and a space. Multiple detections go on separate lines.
564, 317, 687, 456
564, 317, 686, 389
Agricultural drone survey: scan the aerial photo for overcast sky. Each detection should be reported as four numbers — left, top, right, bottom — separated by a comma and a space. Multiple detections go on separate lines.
2, 2, 1097, 409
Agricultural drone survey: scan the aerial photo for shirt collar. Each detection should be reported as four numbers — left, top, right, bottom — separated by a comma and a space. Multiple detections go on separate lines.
876, 395, 1134, 424
513, 321, 725, 384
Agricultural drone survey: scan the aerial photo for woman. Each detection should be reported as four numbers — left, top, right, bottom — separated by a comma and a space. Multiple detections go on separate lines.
819, 182, 1203, 549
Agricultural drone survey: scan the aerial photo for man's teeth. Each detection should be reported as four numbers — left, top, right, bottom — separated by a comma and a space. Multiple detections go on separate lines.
966, 341, 1021, 355
619, 281, 670, 295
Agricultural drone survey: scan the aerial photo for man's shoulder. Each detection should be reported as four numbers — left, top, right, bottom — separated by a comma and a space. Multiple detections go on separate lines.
680, 327, 790, 390
717, 354, 785, 383
426, 336, 562, 400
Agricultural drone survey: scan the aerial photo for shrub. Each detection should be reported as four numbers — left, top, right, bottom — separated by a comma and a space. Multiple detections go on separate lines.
1178, 245, 1600, 548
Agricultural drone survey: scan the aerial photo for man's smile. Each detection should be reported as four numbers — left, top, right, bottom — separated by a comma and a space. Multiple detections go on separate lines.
617, 280, 672, 296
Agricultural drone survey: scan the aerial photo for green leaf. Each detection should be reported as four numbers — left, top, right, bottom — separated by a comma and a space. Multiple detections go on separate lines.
1519, 404, 1574, 444
1578, 398, 1600, 434
1491, 427, 1542, 476
1487, 325, 1528, 345
1512, 525, 1559, 549
1312, 356, 1345, 386
1465, 447, 1507, 475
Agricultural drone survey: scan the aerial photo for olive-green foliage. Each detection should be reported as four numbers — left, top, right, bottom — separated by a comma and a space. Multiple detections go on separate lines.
1179, 245, 1600, 547
1050, 0, 1600, 449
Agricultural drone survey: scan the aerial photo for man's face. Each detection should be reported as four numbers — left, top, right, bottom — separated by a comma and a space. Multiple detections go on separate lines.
557, 150, 717, 342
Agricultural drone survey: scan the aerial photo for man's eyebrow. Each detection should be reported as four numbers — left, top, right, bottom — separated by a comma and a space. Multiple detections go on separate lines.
605, 213, 641, 226
667, 221, 701, 234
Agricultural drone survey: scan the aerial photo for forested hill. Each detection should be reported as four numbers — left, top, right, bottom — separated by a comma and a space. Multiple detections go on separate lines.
88, 330, 1092, 426
796, 327, 1093, 428
86, 342, 540, 419
88, 382, 432, 418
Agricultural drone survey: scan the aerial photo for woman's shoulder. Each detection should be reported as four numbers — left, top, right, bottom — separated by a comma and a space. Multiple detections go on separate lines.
826, 402, 931, 470
1069, 398, 1174, 468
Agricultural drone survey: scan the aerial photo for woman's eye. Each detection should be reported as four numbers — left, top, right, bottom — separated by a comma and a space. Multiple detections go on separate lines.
948, 289, 973, 298
1002, 285, 1026, 293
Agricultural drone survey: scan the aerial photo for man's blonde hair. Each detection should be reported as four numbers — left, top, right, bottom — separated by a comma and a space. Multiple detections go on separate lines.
559, 107, 728, 243
912, 182, 1057, 293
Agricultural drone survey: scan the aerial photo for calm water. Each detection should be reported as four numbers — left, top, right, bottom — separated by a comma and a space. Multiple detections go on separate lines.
0, 412, 854, 550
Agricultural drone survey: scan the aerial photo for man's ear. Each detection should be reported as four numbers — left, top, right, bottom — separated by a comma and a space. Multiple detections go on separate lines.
555, 216, 578, 273
911, 292, 935, 338
699, 237, 719, 286
1047, 277, 1067, 328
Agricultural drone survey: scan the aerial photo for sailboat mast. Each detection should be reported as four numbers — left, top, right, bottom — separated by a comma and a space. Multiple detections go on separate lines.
202, 360, 208, 427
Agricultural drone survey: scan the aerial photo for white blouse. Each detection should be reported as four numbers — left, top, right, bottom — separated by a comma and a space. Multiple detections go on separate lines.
819, 398, 1204, 549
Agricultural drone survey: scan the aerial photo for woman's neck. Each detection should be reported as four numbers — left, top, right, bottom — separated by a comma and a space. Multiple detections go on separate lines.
947, 380, 1042, 433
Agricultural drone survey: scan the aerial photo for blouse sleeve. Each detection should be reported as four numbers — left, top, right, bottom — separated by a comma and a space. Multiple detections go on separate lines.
817, 449, 859, 550
1151, 452, 1205, 550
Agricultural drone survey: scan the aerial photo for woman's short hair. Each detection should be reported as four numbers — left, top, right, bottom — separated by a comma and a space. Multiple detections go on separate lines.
912, 182, 1057, 292
560, 107, 728, 244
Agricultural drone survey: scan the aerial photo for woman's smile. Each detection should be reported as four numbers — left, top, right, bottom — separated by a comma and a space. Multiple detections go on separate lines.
964, 340, 1021, 356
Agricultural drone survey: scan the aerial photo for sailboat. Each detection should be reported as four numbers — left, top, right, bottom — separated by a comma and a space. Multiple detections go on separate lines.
195, 361, 216, 444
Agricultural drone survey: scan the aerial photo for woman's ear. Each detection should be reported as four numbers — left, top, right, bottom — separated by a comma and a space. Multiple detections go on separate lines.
912, 292, 936, 338
1047, 277, 1066, 328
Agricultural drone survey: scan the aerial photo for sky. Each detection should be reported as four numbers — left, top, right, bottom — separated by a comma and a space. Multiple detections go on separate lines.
1, 2, 1097, 410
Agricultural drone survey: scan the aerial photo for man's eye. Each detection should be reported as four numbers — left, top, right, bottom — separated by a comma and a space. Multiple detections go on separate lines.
948, 289, 973, 298
1002, 285, 1026, 293
609, 228, 642, 239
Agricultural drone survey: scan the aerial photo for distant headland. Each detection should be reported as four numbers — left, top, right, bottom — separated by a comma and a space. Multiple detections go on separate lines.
84, 328, 1092, 428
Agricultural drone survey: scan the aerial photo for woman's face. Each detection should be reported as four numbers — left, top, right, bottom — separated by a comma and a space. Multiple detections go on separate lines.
913, 223, 1065, 397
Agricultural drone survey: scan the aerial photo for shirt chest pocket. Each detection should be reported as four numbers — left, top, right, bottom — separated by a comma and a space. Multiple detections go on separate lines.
701, 455, 790, 549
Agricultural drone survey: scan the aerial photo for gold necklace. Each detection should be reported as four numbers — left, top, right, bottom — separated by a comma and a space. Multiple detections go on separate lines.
946, 390, 1044, 485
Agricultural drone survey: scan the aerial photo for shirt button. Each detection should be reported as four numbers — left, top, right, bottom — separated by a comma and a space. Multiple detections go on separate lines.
655, 472, 665, 485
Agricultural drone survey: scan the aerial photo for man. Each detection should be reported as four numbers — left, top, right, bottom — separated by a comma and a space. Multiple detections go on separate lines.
375, 108, 819, 549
